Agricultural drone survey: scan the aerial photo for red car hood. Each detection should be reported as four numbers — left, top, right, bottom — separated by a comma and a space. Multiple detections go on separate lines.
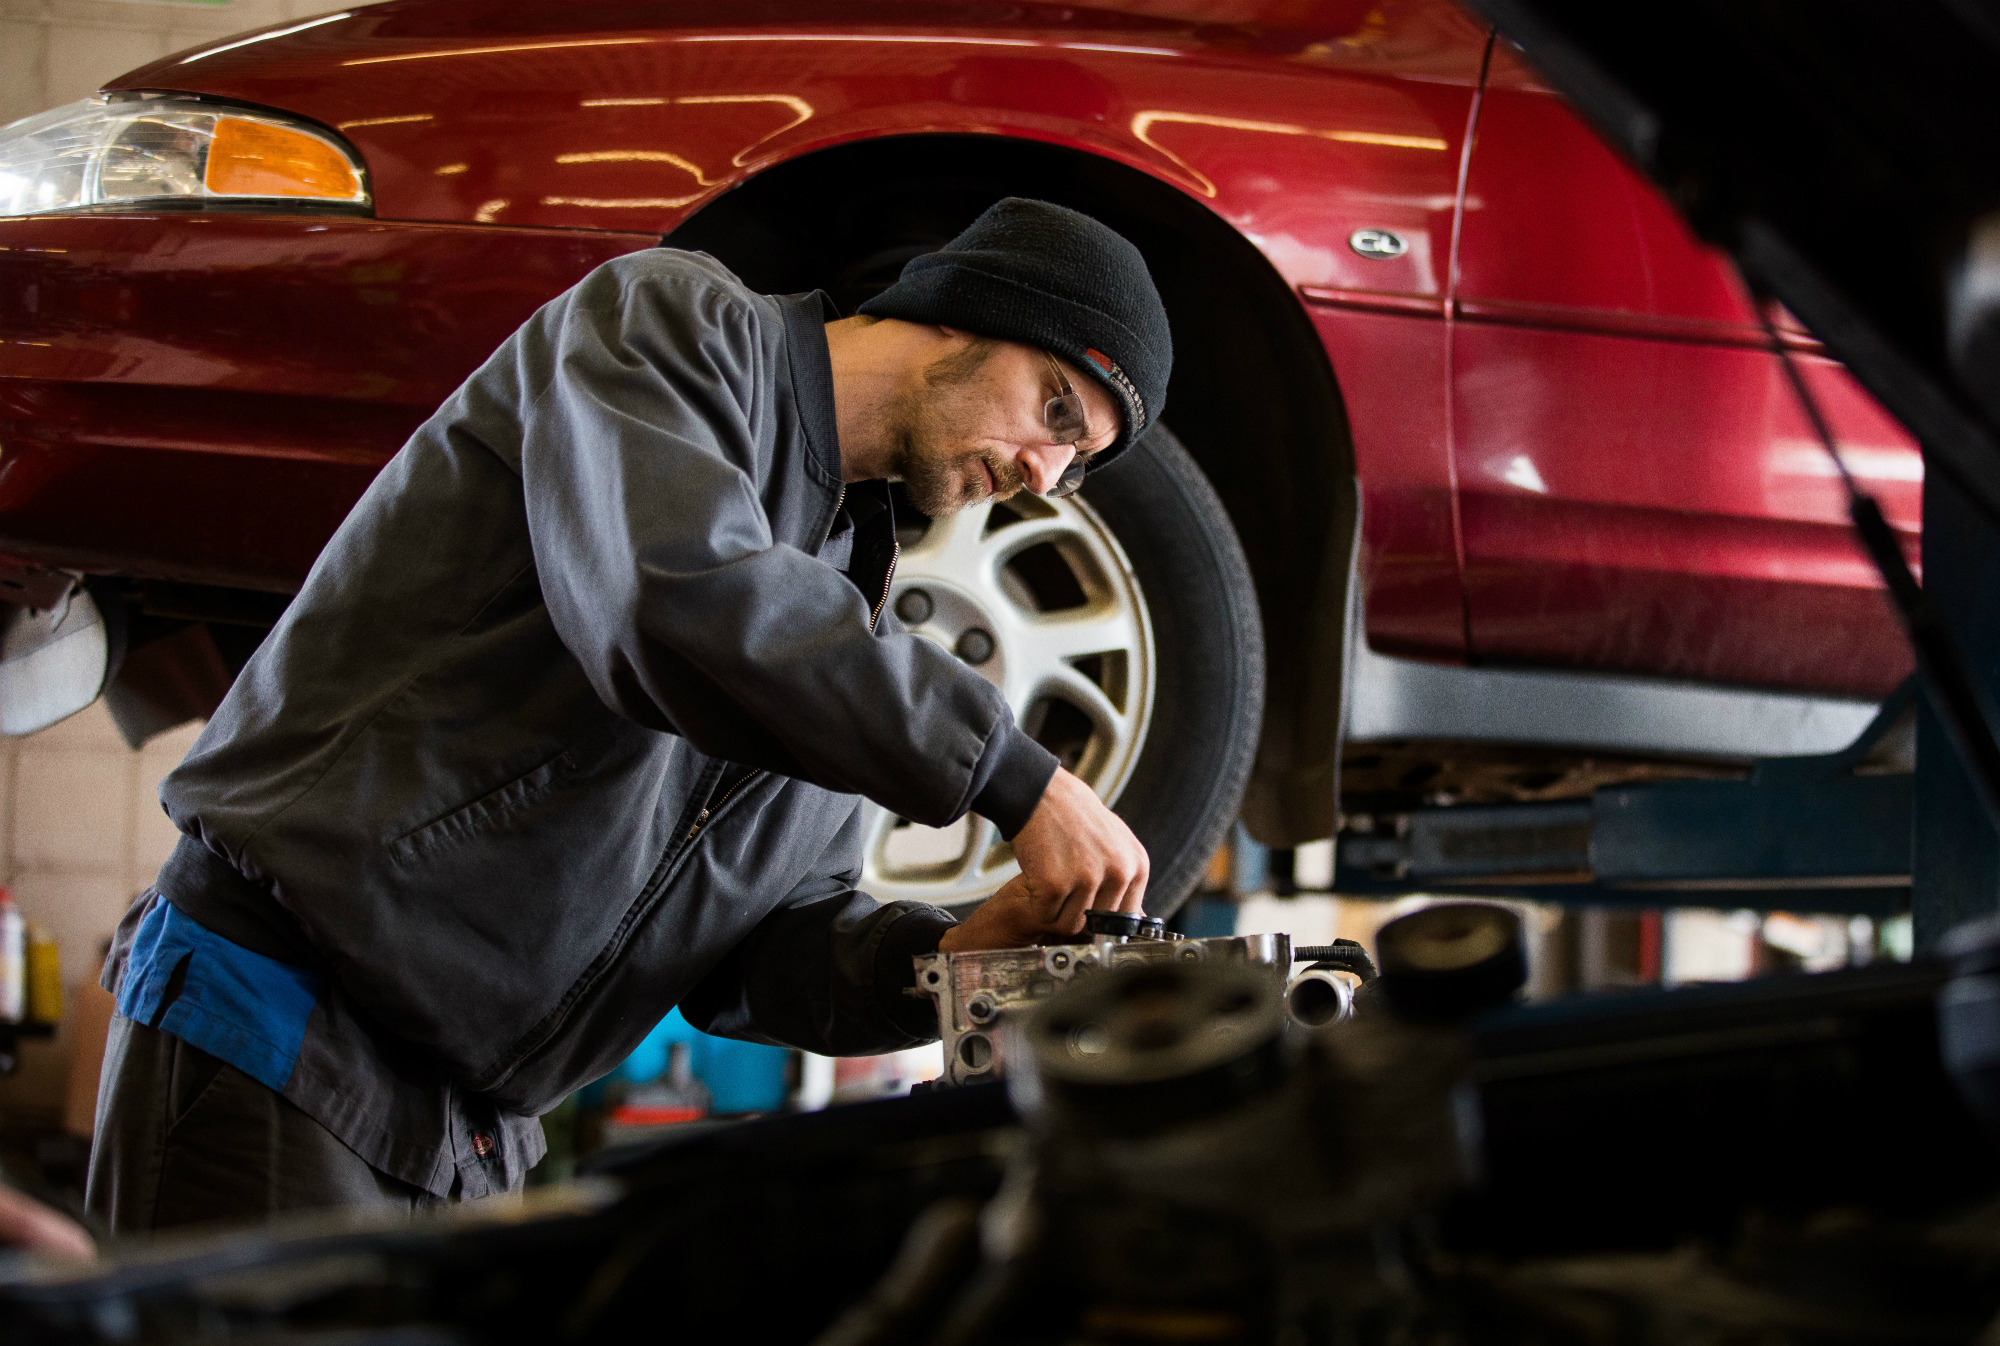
101, 0, 1447, 234
112, 0, 1392, 95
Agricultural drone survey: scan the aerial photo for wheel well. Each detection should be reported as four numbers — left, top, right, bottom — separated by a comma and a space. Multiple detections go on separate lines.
668, 134, 1356, 844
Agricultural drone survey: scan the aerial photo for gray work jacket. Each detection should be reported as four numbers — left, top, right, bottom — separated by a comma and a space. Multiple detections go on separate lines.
115, 250, 1057, 1197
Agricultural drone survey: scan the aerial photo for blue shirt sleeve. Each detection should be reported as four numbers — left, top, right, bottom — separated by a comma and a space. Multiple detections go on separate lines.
116, 899, 322, 1093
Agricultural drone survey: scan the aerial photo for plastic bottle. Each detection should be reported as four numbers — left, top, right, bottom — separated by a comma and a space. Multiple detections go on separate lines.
25, 923, 59, 1026
0, 889, 23, 1023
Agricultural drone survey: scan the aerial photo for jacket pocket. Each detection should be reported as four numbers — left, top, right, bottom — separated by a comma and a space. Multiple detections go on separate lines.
389, 751, 577, 865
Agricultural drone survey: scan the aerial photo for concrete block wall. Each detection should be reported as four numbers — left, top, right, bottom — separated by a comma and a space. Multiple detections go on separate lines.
0, 704, 201, 1127
0, 0, 335, 1128
2, 0, 355, 128
0, 0, 348, 1128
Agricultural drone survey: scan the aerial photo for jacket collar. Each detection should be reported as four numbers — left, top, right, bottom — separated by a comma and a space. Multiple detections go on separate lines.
778, 289, 845, 491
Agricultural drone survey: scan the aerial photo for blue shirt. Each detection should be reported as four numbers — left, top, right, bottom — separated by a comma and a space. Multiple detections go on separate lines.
116, 900, 322, 1092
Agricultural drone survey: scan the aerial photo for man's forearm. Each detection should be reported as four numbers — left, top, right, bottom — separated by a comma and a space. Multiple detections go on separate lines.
677, 887, 958, 1054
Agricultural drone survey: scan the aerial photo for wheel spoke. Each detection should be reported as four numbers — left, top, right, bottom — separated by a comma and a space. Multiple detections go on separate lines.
863, 803, 995, 889
861, 800, 898, 869
901, 500, 995, 575
1037, 662, 1126, 741
979, 516, 1077, 568
1011, 604, 1145, 666
967, 817, 1004, 874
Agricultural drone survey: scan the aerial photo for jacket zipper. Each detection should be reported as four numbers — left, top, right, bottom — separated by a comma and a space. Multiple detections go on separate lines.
488, 492, 877, 1092
870, 540, 899, 632
686, 767, 760, 841
488, 757, 725, 1087
826, 483, 898, 631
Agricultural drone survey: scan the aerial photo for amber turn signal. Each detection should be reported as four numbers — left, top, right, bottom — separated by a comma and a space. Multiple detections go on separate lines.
206, 117, 361, 200
1, 97, 371, 216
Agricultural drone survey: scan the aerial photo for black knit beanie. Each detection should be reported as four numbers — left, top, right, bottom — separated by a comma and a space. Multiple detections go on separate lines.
857, 198, 1170, 471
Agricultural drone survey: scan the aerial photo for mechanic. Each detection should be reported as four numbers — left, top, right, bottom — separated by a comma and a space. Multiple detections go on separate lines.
85, 199, 1170, 1233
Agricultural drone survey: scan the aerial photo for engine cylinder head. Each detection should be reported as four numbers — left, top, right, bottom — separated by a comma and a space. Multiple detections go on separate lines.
1013, 959, 1286, 1135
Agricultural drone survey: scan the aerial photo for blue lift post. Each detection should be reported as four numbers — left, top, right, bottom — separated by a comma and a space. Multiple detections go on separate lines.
1913, 469, 2000, 951
1332, 684, 1918, 917
1329, 464, 2000, 933
1327, 298, 2000, 932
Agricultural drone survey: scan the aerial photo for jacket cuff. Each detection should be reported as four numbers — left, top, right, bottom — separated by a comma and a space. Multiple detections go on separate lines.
874, 904, 959, 1041
966, 724, 1059, 840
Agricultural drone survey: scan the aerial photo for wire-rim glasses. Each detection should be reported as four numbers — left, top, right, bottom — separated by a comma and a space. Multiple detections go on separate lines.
1039, 351, 1094, 499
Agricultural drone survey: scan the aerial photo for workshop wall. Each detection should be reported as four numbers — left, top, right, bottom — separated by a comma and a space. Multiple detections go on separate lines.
0, 705, 200, 1129
0, 0, 352, 1142
2, 0, 353, 126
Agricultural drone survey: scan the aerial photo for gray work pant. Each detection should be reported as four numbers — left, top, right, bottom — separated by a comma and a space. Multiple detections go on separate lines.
86, 1014, 446, 1236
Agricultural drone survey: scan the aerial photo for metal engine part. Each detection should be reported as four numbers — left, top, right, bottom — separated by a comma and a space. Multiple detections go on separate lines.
913, 916, 1291, 1086
927, 956, 1476, 1343
10, 929, 2000, 1342
1283, 964, 1355, 1027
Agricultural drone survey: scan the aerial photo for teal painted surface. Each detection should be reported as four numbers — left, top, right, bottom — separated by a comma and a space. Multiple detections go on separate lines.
593, 1009, 791, 1114
1172, 894, 1239, 939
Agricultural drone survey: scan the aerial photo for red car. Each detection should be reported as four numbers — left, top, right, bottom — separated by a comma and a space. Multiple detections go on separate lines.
0, 0, 1917, 913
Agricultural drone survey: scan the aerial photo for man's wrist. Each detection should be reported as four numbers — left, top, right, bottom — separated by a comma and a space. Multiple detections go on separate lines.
937, 912, 1008, 954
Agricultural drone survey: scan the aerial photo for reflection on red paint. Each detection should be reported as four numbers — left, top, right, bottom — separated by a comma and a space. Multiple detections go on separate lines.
0, 0, 1920, 701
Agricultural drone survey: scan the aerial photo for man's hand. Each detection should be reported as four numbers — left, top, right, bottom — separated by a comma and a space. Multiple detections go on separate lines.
939, 768, 1148, 952
0, 1184, 93, 1262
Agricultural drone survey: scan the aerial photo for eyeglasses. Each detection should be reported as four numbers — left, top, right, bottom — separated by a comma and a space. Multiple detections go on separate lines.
1038, 351, 1093, 499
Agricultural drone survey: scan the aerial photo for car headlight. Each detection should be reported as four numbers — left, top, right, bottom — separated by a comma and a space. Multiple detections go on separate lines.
0, 95, 369, 218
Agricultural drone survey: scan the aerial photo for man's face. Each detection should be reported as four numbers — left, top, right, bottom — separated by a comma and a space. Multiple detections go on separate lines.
888, 336, 1123, 517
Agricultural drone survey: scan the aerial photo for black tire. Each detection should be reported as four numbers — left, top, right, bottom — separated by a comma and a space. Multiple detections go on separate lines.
1082, 423, 1264, 917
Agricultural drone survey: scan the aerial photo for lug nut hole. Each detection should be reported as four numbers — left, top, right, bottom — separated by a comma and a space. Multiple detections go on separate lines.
955, 628, 995, 665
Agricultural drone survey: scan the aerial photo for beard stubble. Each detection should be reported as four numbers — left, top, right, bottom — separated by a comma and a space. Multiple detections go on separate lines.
887, 341, 1024, 517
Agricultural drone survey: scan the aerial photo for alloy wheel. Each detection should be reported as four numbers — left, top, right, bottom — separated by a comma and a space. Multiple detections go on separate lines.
859, 492, 1156, 910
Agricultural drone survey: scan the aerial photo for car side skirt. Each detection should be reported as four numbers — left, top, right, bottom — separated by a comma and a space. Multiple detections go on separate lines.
1348, 638, 1880, 762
